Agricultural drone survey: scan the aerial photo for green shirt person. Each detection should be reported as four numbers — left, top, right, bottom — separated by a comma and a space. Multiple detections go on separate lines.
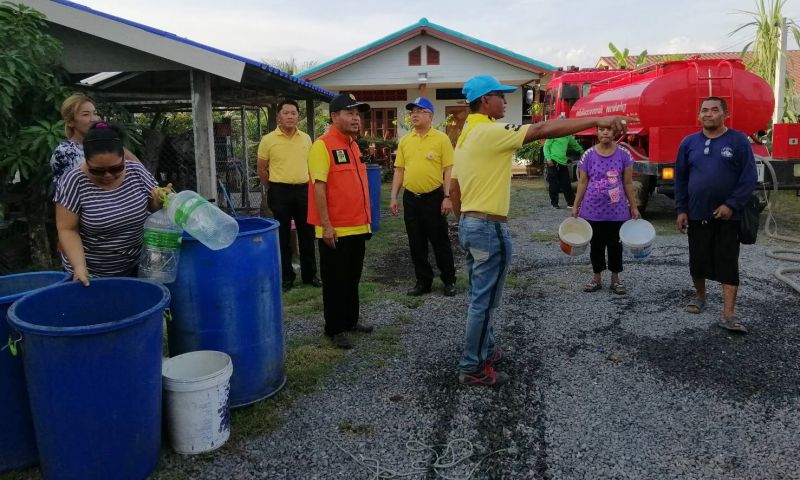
543, 135, 584, 166
543, 135, 584, 208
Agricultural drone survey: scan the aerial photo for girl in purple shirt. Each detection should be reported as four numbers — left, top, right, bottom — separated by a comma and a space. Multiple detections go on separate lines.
572, 126, 640, 294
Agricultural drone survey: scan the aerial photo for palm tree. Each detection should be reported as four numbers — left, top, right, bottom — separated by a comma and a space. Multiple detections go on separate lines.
731, 0, 800, 122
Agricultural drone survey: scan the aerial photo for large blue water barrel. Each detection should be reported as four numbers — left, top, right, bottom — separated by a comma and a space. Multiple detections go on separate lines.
367, 164, 382, 233
7, 278, 168, 480
167, 217, 285, 407
0, 271, 69, 473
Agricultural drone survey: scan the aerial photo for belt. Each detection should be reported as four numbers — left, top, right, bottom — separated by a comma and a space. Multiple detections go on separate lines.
269, 181, 307, 187
462, 211, 508, 223
405, 187, 443, 198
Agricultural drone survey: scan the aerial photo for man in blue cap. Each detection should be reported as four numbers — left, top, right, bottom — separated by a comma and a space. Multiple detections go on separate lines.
390, 97, 457, 296
451, 75, 635, 387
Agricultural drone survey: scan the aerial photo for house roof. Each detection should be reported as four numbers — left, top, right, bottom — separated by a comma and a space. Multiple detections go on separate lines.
596, 50, 800, 93
298, 17, 556, 80
29, 0, 334, 101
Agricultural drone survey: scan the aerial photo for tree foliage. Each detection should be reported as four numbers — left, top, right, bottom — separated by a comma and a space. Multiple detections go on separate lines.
608, 42, 648, 69
0, 2, 69, 188
732, 0, 800, 122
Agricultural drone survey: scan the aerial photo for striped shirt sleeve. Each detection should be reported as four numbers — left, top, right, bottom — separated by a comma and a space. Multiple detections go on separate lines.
54, 168, 84, 214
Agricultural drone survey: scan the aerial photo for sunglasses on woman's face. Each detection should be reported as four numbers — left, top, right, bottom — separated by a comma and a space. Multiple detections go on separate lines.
87, 162, 125, 176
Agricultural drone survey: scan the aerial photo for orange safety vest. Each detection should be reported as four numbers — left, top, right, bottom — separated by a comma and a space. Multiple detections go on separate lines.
307, 126, 371, 228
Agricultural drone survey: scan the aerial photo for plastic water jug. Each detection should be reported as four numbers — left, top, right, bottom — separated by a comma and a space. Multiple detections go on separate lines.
139, 209, 182, 283
166, 191, 239, 251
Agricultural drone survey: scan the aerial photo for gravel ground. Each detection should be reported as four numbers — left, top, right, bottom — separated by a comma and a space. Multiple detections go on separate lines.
144, 185, 800, 480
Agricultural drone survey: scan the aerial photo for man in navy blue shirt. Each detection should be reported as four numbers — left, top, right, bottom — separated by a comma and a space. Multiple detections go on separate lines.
675, 96, 757, 333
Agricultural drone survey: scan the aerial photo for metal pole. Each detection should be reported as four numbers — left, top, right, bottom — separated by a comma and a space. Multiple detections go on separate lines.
240, 106, 250, 209
772, 16, 788, 124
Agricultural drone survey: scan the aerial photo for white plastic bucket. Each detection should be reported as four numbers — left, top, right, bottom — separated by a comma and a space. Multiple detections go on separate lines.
162, 350, 233, 454
620, 219, 656, 259
558, 217, 593, 256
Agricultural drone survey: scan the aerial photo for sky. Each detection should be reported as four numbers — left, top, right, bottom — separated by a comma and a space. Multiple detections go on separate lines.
74, 0, 800, 70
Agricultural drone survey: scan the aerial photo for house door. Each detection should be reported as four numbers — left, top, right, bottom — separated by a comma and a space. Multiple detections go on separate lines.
445, 106, 469, 147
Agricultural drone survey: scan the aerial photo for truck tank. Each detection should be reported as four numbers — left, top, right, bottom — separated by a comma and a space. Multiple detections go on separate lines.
571, 59, 774, 142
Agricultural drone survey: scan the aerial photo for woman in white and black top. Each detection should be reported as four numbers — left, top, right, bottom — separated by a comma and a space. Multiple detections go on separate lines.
50, 93, 139, 191
55, 122, 167, 285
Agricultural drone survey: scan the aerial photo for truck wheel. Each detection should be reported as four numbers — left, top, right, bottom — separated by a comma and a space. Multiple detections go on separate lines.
633, 178, 651, 214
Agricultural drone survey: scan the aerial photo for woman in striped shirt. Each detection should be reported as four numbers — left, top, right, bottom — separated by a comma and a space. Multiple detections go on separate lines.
55, 122, 167, 285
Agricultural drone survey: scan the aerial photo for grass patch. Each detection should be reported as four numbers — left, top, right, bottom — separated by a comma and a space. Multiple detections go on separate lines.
360, 281, 424, 309
769, 190, 800, 236
531, 231, 559, 243
505, 273, 529, 288
283, 285, 324, 318
336, 420, 375, 436
398, 313, 413, 324
227, 336, 345, 440
359, 327, 402, 369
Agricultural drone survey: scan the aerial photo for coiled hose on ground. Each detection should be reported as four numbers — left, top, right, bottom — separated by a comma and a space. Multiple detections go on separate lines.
760, 158, 800, 294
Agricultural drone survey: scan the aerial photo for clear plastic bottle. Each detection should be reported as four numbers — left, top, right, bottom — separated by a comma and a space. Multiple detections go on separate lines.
139, 209, 182, 283
166, 190, 239, 250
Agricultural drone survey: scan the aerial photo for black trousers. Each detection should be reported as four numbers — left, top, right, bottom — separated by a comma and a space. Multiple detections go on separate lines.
318, 234, 368, 337
587, 220, 624, 274
403, 188, 456, 287
688, 219, 740, 285
268, 182, 317, 284
547, 164, 575, 207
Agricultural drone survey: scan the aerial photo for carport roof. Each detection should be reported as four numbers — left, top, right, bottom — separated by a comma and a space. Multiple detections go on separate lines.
21, 0, 334, 106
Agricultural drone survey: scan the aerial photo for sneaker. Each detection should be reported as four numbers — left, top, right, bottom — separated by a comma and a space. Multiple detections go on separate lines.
552, 204, 561, 209
331, 333, 353, 349
458, 364, 510, 387
486, 347, 504, 367
303, 276, 322, 288
443, 283, 457, 297
406, 284, 432, 296
350, 323, 374, 333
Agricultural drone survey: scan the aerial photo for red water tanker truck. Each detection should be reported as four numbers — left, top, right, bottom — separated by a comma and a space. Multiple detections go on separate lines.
543, 59, 800, 211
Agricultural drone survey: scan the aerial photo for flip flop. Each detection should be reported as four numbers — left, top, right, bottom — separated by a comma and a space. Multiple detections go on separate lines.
610, 282, 627, 295
583, 281, 602, 293
685, 297, 706, 314
718, 317, 748, 333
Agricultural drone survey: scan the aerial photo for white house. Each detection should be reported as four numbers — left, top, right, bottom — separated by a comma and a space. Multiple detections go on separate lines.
298, 18, 555, 145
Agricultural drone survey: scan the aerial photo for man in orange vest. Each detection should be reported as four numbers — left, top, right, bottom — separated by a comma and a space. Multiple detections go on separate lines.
308, 93, 375, 349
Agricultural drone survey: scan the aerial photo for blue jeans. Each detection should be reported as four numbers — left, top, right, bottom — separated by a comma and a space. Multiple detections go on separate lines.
458, 215, 512, 372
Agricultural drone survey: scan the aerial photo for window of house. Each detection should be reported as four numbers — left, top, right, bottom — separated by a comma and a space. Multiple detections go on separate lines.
361, 108, 397, 139
426, 46, 440, 65
408, 47, 421, 66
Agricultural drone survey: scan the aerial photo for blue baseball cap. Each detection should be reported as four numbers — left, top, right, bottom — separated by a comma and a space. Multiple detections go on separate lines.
406, 97, 434, 113
462, 75, 517, 103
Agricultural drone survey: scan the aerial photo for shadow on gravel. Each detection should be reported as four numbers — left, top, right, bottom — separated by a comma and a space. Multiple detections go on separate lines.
619, 294, 800, 403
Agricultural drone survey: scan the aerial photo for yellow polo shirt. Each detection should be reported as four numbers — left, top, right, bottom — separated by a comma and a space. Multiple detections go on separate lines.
308, 140, 371, 238
453, 114, 529, 217
395, 128, 454, 194
257, 127, 312, 184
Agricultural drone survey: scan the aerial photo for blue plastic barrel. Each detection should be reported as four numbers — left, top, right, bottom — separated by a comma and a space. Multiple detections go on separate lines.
7, 278, 169, 480
366, 164, 382, 233
0, 271, 69, 473
167, 217, 285, 407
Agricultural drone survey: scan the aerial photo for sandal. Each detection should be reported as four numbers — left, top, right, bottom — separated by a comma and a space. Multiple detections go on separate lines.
685, 297, 706, 314
583, 281, 602, 292
609, 282, 627, 295
718, 317, 748, 333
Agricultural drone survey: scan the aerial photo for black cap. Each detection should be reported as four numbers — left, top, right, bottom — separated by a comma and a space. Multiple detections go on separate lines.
329, 93, 370, 114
